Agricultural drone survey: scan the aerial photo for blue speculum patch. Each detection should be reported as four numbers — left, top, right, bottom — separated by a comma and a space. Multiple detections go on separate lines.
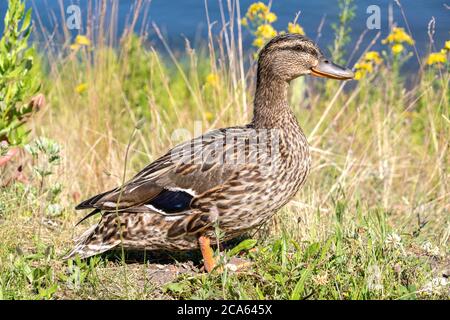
149, 189, 193, 213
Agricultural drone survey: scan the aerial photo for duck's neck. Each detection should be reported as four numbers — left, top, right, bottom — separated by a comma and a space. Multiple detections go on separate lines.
251, 72, 296, 129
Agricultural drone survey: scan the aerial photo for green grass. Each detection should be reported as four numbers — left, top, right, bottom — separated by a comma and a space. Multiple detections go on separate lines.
0, 183, 448, 299
0, 0, 449, 300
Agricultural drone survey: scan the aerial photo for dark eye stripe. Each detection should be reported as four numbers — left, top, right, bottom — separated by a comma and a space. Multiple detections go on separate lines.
271, 45, 296, 51
276, 45, 318, 56
283, 45, 305, 51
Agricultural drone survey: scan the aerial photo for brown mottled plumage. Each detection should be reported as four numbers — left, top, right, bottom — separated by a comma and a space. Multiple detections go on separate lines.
65, 34, 353, 263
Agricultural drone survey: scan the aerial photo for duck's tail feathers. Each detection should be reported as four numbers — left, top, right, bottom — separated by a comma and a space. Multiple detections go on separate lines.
75, 208, 101, 226
75, 189, 114, 210
63, 217, 121, 260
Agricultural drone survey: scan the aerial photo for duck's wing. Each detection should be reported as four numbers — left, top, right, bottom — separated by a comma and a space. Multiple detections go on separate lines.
76, 126, 253, 217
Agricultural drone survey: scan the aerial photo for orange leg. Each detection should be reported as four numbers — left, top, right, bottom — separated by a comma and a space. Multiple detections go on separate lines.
199, 236, 216, 272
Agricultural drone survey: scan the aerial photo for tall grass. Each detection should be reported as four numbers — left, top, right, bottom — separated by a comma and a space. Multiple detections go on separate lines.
0, 0, 448, 299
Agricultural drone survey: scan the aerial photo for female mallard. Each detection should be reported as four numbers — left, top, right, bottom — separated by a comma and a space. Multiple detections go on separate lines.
66, 34, 353, 271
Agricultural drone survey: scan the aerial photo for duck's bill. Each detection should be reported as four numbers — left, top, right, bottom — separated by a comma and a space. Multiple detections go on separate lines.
310, 58, 354, 80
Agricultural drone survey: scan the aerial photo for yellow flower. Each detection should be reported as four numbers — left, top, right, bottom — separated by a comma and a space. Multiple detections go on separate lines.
75, 83, 88, 94
75, 35, 91, 46
355, 62, 373, 73
70, 35, 91, 51
395, 28, 412, 43
246, 2, 269, 22
248, 2, 269, 17
255, 24, 277, 39
245, 2, 276, 23
354, 53, 381, 80
205, 111, 214, 121
265, 12, 277, 23
70, 44, 80, 51
242, 3, 278, 49
205, 73, 219, 87
354, 69, 365, 80
364, 51, 382, 64
253, 37, 265, 48
444, 40, 450, 52
427, 51, 447, 65
287, 22, 305, 35
382, 27, 414, 45
391, 43, 404, 55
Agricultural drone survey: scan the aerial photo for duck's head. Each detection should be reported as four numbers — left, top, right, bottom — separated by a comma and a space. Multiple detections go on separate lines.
258, 33, 354, 82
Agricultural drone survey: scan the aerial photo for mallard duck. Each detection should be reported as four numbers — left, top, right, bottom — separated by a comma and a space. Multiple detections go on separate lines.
66, 34, 353, 271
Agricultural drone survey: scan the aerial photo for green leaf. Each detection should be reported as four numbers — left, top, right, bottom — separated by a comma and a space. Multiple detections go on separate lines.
228, 239, 257, 257
0, 0, 39, 146
304, 242, 321, 259
290, 269, 312, 300
20, 9, 31, 33
318, 238, 333, 263
164, 282, 187, 294
38, 284, 57, 299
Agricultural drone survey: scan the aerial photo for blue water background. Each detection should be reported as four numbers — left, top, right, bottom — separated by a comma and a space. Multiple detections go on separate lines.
0, 0, 448, 66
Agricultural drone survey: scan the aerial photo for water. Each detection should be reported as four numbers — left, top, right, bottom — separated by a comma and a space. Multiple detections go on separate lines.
0, 0, 448, 65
